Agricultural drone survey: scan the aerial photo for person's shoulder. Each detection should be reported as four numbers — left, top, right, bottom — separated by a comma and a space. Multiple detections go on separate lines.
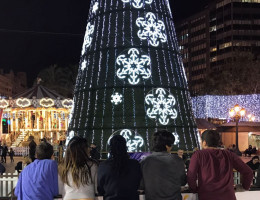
128, 158, 140, 166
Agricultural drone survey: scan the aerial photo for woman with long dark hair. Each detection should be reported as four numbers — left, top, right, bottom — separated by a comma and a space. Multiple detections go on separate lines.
97, 135, 142, 200
58, 136, 98, 200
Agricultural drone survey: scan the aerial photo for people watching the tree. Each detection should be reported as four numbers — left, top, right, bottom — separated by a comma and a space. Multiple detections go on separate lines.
244, 145, 253, 157
187, 130, 253, 200
98, 135, 141, 200
58, 136, 98, 200
140, 130, 186, 200
15, 141, 58, 200
246, 156, 260, 170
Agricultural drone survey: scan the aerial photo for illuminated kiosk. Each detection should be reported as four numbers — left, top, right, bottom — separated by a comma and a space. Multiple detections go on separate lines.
68, 0, 200, 154
0, 84, 73, 147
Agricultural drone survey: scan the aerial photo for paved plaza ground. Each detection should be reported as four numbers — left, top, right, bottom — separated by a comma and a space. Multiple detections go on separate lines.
1, 156, 25, 174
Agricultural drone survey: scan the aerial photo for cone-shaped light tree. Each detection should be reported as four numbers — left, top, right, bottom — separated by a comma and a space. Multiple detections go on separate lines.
68, 0, 200, 153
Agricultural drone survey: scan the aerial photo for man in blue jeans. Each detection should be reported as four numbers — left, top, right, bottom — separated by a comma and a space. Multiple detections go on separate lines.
15, 141, 58, 200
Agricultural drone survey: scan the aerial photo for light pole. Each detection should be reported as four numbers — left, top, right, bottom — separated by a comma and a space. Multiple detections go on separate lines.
229, 104, 246, 156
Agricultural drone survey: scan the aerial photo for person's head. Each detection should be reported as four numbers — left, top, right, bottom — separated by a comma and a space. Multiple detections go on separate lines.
252, 156, 259, 165
36, 142, 53, 160
90, 143, 97, 149
59, 136, 95, 188
152, 130, 175, 153
29, 136, 34, 141
10, 148, 13, 151
177, 149, 184, 158
109, 135, 129, 175
23, 156, 31, 165
249, 145, 252, 148
201, 130, 220, 149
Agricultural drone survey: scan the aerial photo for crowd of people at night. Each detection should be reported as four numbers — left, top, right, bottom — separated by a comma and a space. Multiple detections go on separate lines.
0, 130, 259, 200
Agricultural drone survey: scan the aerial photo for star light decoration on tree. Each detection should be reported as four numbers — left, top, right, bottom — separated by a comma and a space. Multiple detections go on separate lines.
92, 2, 99, 14
116, 48, 151, 85
172, 132, 180, 145
81, 22, 94, 55
136, 12, 167, 47
111, 92, 123, 105
108, 129, 144, 152
121, 0, 153, 9
145, 88, 178, 125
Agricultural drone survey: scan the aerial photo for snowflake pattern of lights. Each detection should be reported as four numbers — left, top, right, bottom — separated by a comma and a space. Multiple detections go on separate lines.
136, 12, 167, 47
81, 60, 87, 71
81, 22, 94, 55
145, 88, 178, 125
107, 129, 144, 152
121, 0, 153, 9
116, 48, 151, 85
172, 132, 180, 145
92, 2, 99, 14
111, 92, 123, 105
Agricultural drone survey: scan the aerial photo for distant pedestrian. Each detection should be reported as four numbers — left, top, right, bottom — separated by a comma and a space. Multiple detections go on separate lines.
2, 144, 8, 163
0, 142, 3, 163
28, 136, 36, 162
9, 148, 15, 162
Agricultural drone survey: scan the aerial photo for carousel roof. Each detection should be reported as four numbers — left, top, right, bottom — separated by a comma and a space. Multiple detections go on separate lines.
13, 84, 66, 100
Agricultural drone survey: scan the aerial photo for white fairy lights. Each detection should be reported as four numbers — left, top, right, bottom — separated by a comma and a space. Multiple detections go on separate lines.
68, 0, 199, 153
145, 88, 178, 125
172, 132, 180, 145
192, 94, 260, 121
116, 48, 151, 85
136, 12, 167, 47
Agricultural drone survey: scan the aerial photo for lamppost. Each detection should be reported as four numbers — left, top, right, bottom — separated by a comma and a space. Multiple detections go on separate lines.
229, 104, 246, 156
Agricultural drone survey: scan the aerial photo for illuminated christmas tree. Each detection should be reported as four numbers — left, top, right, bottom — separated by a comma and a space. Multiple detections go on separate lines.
68, 0, 200, 153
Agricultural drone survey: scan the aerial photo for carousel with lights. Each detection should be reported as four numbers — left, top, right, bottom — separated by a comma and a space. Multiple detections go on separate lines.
0, 82, 73, 147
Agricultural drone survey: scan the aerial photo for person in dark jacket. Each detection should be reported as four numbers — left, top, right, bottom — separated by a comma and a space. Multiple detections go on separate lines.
9, 148, 15, 162
140, 130, 187, 200
246, 156, 259, 171
28, 136, 36, 162
90, 143, 100, 160
97, 135, 142, 200
0, 162, 5, 174
1, 144, 8, 163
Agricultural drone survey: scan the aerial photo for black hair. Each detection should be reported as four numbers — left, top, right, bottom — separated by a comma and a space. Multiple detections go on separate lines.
252, 156, 259, 161
201, 130, 220, 147
109, 135, 129, 176
36, 142, 53, 159
152, 130, 175, 152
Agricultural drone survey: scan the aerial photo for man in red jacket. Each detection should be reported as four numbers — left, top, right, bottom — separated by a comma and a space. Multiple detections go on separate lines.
187, 130, 253, 200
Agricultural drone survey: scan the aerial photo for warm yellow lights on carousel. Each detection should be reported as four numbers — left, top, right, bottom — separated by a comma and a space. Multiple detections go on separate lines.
39, 98, 55, 108
62, 99, 73, 109
0, 99, 9, 109
16, 98, 31, 108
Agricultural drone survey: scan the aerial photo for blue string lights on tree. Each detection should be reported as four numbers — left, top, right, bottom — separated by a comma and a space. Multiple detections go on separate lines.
68, 0, 200, 153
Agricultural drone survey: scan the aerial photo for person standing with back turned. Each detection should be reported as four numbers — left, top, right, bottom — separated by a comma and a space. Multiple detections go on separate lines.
187, 130, 253, 200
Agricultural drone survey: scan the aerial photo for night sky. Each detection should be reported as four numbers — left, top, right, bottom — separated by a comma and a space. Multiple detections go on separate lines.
0, 0, 209, 86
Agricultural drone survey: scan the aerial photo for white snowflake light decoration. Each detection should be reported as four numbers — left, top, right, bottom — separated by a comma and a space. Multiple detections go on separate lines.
136, 12, 167, 47
111, 92, 123, 105
116, 48, 151, 85
172, 132, 180, 145
121, 0, 153, 9
145, 88, 178, 125
92, 2, 99, 14
107, 129, 144, 152
81, 22, 94, 55
81, 60, 87, 71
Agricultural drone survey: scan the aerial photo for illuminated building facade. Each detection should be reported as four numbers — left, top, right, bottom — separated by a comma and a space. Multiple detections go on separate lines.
176, 0, 260, 95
